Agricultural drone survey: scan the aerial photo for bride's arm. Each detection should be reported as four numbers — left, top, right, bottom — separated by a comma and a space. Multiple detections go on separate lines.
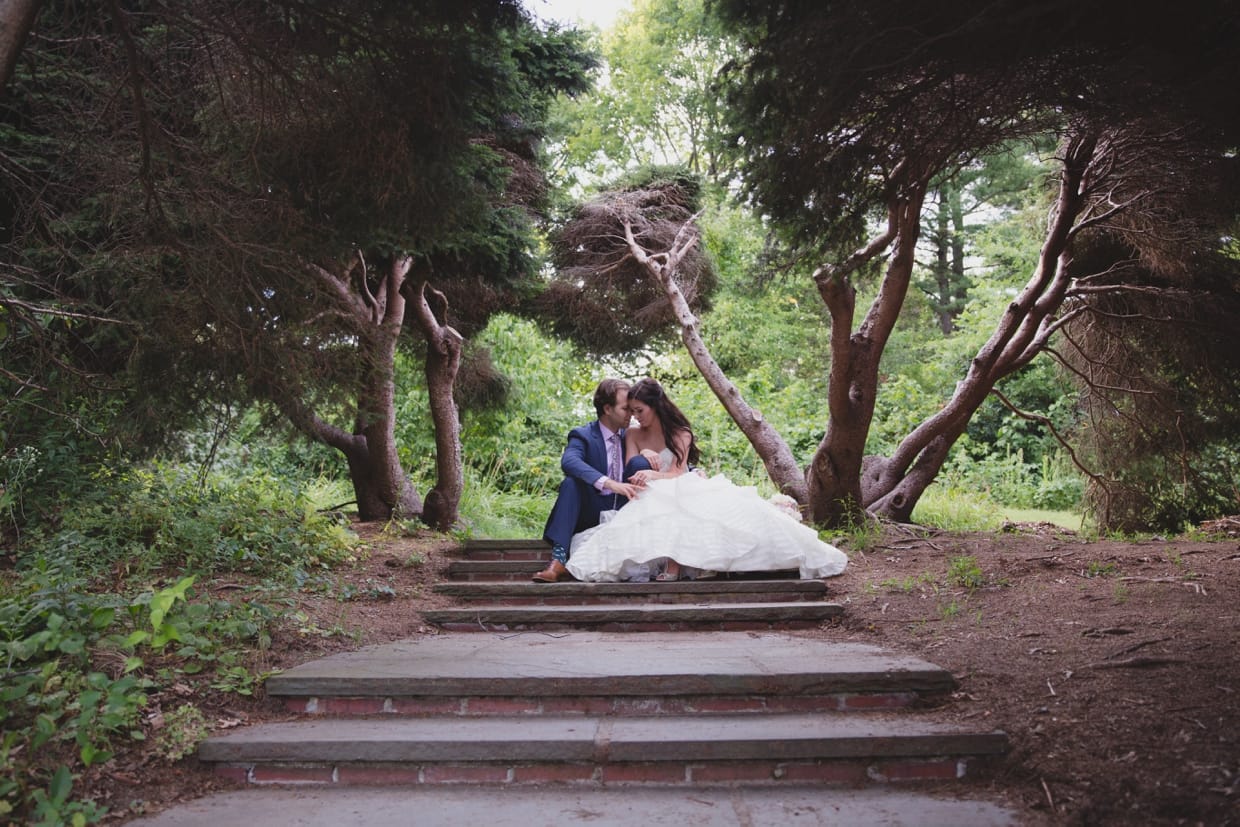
631, 430, 692, 484
663, 430, 692, 477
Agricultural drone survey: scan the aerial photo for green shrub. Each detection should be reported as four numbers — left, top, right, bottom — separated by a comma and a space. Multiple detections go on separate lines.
154, 705, 209, 762
0, 459, 360, 822
24, 462, 356, 578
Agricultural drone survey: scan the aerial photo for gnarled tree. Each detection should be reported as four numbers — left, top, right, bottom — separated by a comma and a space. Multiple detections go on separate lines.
553, 0, 1240, 528
711, 0, 1240, 526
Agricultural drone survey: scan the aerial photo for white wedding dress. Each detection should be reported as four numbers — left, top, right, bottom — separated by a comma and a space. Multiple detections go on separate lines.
566, 450, 848, 582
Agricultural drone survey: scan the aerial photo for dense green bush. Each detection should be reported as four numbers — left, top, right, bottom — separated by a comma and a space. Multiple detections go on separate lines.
1089, 441, 1240, 533
0, 459, 361, 823
23, 463, 355, 577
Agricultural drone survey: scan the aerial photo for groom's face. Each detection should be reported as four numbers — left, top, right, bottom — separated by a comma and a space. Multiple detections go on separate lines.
603, 389, 630, 432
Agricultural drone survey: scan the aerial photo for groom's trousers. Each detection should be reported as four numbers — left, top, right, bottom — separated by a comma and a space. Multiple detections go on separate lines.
542, 455, 652, 553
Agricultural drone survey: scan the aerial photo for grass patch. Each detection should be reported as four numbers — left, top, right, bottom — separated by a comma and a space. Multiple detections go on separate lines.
456, 463, 555, 539
913, 485, 1086, 532
911, 485, 1006, 531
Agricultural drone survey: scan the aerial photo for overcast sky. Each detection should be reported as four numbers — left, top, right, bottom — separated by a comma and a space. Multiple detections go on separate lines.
527, 0, 633, 29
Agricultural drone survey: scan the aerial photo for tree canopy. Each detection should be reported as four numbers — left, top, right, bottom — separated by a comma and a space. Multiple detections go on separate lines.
682, 0, 1240, 525
1, 0, 595, 521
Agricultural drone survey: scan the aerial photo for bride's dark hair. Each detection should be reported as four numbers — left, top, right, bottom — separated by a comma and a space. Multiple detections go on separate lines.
628, 378, 701, 468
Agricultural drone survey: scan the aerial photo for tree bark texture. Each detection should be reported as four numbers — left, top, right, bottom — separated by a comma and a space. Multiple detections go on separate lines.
289, 254, 422, 522
0, 0, 40, 94
865, 132, 1099, 521
624, 219, 809, 502
411, 278, 464, 531
806, 189, 924, 525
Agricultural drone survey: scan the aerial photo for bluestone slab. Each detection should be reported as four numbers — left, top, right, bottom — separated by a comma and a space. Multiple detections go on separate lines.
264, 632, 955, 698
125, 784, 1025, 826
200, 713, 1008, 764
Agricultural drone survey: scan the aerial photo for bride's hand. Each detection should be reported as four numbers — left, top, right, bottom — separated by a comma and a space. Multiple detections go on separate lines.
630, 469, 655, 486
640, 448, 662, 471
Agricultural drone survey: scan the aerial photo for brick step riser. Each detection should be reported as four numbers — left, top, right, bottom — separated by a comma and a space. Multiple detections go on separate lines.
431, 620, 826, 633
279, 691, 922, 717
450, 550, 550, 562
447, 564, 801, 579
448, 571, 547, 582
459, 540, 549, 552
438, 592, 825, 606
216, 756, 983, 787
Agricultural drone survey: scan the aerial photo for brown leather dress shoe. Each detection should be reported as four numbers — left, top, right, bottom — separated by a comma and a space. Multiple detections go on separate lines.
532, 560, 569, 583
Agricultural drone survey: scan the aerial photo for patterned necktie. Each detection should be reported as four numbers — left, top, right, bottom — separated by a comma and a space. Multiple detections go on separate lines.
608, 434, 621, 482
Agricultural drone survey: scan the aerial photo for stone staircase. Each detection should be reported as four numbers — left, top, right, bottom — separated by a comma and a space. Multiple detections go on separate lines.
198, 538, 1009, 790
424, 539, 845, 632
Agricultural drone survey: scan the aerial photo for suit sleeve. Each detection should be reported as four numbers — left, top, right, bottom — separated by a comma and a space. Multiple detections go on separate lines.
561, 426, 606, 488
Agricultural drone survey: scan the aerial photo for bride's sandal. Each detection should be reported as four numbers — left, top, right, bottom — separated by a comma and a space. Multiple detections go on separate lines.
655, 561, 681, 582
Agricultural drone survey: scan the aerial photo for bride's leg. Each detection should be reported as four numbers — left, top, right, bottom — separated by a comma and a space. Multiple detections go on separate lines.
653, 557, 680, 581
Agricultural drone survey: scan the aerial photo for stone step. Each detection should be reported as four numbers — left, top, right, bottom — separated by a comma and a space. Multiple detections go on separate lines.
433, 579, 829, 605
266, 634, 953, 716
201, 713, 1008, 787
420, 601, 844, 632
450, 538, 549, 563
460, 539, 549, 552
446, 558, 803, 582
446, 559, 546, 581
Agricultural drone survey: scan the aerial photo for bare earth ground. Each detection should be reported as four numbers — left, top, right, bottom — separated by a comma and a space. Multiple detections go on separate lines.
85, 522, 1239, 826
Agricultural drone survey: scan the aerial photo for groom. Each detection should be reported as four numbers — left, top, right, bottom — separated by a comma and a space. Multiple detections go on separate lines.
534, 378, 641, 583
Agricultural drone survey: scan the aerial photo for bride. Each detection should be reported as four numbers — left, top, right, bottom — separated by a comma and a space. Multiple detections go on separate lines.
565, 378, 848, 582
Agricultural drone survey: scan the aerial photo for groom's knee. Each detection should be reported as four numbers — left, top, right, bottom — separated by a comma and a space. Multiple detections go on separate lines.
623, 455, 652, 480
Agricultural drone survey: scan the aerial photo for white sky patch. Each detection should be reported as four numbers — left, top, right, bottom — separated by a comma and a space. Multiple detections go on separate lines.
526, 0, 633, 29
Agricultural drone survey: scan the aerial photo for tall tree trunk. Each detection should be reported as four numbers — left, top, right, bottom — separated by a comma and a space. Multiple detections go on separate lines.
866, 132, 1099, 520
949, 185, 968, 329
623, 218, 808, 501
354, 259, 421, 521
288, 255, 422, 522
933, 192, 954, 334
0, 0, 41, 93
411, 278, 464, 531
807, 186, 926, 525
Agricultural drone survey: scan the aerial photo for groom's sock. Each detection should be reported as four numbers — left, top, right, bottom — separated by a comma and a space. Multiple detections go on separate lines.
551, 544, 568, 564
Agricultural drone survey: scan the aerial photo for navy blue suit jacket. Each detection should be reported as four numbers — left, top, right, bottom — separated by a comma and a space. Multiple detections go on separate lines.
561, 420, 620, 489
542, 420, 626, 550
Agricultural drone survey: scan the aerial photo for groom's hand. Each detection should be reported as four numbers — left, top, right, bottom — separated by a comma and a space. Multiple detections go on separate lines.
605, 479, 641, 500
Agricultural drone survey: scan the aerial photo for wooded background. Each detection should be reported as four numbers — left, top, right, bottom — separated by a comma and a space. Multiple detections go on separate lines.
1, 1, 1238, 820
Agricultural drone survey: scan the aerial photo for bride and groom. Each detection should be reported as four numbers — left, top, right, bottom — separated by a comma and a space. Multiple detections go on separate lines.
533, 377, 847, 584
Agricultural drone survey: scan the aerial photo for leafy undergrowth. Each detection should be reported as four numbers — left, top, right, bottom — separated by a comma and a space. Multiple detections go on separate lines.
0, 467, 366, 825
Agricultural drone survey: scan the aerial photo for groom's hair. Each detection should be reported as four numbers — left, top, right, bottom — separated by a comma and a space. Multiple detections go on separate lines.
593, 378, 630, 418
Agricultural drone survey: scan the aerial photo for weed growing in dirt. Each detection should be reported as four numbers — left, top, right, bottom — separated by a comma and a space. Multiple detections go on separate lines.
153, 705, 209, 762
947, 555, 986, 589
877, 572, 937, 593
1085, 560, 1119, 578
